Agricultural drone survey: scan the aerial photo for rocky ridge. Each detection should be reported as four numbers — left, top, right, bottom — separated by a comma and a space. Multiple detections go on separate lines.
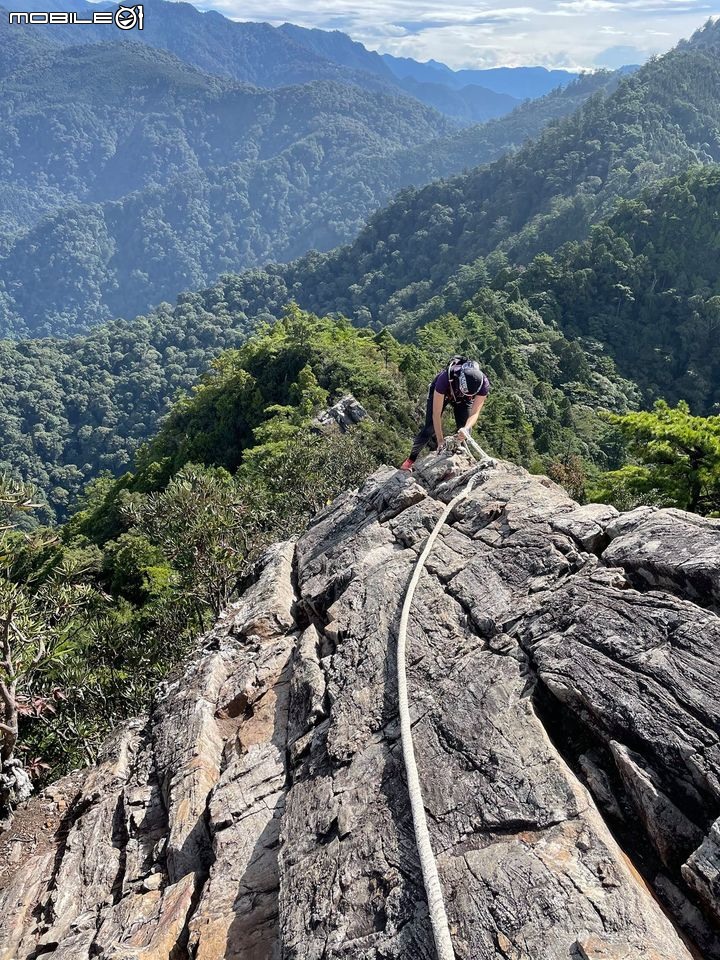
1, 454, 720, 959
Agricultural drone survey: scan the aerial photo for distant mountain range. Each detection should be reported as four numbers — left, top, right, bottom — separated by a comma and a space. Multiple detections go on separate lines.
277, 22, 525, 122
0, 0, 655, 342
381, 55, 579, 100
1, 0, 582, 122
0, 7, 618, 336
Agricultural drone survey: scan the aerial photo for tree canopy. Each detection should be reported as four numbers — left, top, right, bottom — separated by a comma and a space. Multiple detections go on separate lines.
591, 401, 720, 514
509, 166, 720, 413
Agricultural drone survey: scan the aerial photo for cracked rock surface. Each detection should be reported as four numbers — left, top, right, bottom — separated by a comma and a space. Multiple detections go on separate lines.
1, 457, 719, 959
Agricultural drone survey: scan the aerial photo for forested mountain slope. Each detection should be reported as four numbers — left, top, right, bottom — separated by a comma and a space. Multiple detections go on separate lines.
55, 21, 711, 370
113, 0, 382, 91
0, 4, 49, 75
0, 0, 524, 121
390, 74, 519, 124
394, 70, 620, 186
2, 21, 719, 513
0, 32, 612, 337
279, 18, 720, 332
27, 14, 701, 347
279, 23, 521, 123
0, 290, 637, 520
0, 38, 457, 335
0, 36, 335, 233
1, 0, 380, 90
513, 166, 720, 412
277, 23, 396, 82
0, 28, 459, 231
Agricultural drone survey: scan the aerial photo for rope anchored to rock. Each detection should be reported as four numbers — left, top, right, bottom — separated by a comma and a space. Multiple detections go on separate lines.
397, 444, 494, 960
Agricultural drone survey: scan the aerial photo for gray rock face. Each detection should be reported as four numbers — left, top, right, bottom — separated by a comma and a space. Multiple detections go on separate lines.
603, 506, 720, 611
1, 457, 719, 959
312, 394, 370, 433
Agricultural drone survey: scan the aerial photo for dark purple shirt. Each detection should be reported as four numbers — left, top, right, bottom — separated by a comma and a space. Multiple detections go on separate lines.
433, 367, 490, 400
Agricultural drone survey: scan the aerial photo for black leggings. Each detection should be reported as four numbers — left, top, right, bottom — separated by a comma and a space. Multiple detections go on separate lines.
409, 384, 472, 462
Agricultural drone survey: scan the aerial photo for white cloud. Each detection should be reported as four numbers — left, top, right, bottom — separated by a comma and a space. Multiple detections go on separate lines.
555, 0, 622, 12
197, 0, 720, 69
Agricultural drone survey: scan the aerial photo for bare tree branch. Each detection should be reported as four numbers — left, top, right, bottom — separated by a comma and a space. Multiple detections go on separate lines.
0, 677, 15, 711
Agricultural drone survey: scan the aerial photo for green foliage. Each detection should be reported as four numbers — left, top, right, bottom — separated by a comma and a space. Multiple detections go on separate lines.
0, 474, 42, 538
0, 477, 110, 811
101, 533, 172, 607
62, 301, 636, 576
120, 466, 269, 618
248, 426, 378, 523
0, 301, 253, 521
0, 273, 641, 520
75, 301, 633, 529
590, 401, 720, 513
513, 166, 720, 413
139, 305, 415, 476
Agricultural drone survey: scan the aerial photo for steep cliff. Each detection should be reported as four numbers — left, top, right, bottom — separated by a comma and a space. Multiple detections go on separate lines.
2, 454, 719, 959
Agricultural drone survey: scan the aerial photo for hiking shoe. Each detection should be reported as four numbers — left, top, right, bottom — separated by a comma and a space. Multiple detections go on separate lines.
400, 458, 414, 471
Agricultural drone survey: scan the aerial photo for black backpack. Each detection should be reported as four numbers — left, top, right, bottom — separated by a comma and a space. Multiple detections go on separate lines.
446, 355, 467, 400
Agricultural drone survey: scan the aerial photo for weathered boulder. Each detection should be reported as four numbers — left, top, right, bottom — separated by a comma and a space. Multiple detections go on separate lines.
603, 506, 720, 611
312, 394, 370, 433
1, 456, 719, 959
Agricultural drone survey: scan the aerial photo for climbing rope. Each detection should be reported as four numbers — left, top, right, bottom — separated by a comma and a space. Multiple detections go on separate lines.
397, 448, 491, 960
457, 429, 494, 465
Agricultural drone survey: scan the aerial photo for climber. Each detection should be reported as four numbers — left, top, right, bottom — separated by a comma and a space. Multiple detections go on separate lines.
400, 357, 490, 471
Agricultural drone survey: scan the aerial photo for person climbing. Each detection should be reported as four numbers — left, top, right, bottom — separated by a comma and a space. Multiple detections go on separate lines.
400, 357, 490, 470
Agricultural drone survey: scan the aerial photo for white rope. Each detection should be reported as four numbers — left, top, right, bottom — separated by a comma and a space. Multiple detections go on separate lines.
458, 428, 495, 465
397, 467, 482, 960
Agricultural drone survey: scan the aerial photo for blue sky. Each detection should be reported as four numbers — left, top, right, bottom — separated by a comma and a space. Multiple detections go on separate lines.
201, 0, 720, 70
